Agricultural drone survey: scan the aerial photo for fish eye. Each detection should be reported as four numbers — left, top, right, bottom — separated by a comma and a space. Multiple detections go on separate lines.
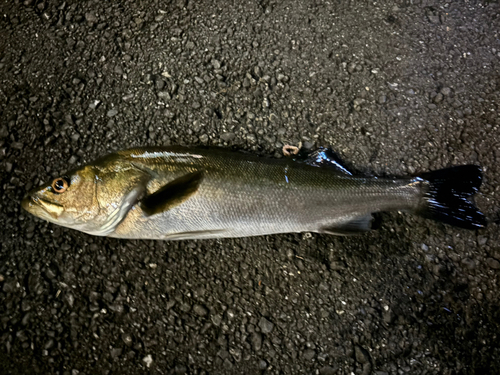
51, 177, 69, 194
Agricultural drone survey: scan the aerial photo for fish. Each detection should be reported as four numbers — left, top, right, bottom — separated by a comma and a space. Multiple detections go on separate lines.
21, 146, 486, 240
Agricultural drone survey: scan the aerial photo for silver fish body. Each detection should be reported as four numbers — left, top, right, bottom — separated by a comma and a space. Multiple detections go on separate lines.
21, 146, 486, 240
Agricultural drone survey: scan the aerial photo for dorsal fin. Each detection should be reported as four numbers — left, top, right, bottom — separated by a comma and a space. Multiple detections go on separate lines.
298, 147, 353, 175
140, 171, 204, 216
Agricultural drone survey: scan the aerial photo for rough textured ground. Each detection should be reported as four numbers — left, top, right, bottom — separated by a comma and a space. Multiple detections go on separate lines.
1, 0, 499, 374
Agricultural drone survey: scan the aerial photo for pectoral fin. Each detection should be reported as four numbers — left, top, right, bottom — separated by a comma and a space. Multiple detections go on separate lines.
320, 214, 373, 235
140, 171, 204, 216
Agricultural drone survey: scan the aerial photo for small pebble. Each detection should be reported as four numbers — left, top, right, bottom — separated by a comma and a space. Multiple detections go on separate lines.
110, 347, 122, 359
220, 132, 235, 142
347, 62, 357, 73
441, 87, 451, 96
142, 354, 153, 368
486, 258, 500, 270
355, 345, 370, 364
246, 134, 257, 144
0, 125, 8, 138
461, 258, 476, 270
223, 358, 233, 369
155, 79, 165, 90
428, 15, 440, 24
107, 108, 118, 117
258, 317, 274, 334
158, 91, 171, 100
64, 293, 75, 308
211, 59, 221, 69
433, 93, 443, 103
251, 332, 262, 351
319, 366, 337, 375
211, 314, 222, 326
303, 349, 316, 360
122, 333, 133, 346
258, 359, 268, 370
302, 141, 314, 150
85, 12, 97, 23
89, 100, 100, 109
193, 304, 208, 316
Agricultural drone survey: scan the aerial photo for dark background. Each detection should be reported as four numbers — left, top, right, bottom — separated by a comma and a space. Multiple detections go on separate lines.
1, 0, 499, 374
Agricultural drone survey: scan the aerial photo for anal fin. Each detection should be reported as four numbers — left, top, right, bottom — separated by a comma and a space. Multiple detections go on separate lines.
320, 214, 373, 236
141, 170, 204, 216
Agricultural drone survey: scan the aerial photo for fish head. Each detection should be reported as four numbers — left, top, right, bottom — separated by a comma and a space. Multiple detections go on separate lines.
21, 155, 148, 236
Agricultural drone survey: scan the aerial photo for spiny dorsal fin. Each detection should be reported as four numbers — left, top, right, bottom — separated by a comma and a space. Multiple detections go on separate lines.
140, 170, 204, 216
299, 147, 353, 175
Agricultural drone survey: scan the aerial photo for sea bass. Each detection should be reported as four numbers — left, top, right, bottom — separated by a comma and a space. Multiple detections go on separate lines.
21, 146, 486, 240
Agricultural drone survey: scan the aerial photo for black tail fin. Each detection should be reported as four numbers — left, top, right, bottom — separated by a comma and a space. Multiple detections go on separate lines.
418, 165, 486, 229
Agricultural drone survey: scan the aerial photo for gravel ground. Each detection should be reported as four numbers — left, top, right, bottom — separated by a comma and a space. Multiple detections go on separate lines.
1, 0, 500, 374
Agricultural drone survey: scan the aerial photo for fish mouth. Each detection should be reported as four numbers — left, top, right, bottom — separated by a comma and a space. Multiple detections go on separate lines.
21, 194, 64, 219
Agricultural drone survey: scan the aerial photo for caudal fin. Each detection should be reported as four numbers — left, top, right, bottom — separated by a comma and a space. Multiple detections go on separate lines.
417, 165, 486, 229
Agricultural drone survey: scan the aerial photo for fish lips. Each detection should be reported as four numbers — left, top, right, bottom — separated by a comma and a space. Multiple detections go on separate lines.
21, 194, 64, 220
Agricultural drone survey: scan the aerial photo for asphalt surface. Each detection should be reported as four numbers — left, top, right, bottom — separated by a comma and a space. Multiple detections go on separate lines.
1, 0, 500, 374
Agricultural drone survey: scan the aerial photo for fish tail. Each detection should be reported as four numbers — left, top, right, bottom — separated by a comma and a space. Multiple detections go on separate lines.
417, 165, 486, 229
